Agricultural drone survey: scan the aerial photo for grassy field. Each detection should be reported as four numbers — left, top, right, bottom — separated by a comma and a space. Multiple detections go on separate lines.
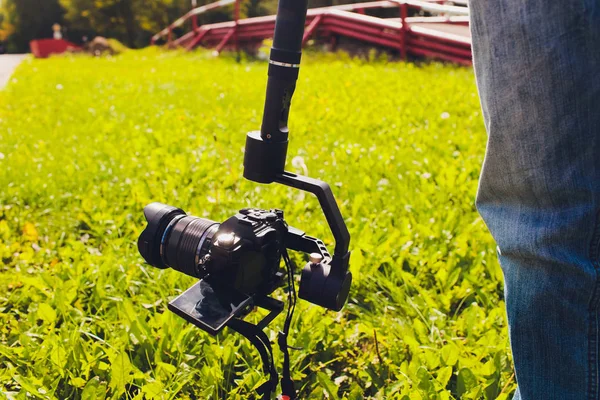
0, 50, 514, 399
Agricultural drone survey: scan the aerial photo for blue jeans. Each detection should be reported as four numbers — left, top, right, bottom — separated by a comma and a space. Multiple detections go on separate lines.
470, 1, 600, 399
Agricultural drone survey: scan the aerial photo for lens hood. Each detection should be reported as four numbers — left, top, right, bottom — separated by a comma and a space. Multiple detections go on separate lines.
138, 202, 186, 268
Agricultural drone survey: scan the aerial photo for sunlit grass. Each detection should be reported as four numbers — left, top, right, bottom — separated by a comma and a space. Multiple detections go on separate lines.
0, 49, 513, 399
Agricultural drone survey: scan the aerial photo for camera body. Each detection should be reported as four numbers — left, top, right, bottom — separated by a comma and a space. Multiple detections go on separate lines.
138, 203, 286, 292
204, 208, 287, 295
138, 203, 293, 294
139, 204, 291, 334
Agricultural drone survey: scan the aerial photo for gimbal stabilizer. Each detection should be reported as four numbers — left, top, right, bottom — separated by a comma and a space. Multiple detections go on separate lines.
137, 0, 351, 398
244, 0, 352, 312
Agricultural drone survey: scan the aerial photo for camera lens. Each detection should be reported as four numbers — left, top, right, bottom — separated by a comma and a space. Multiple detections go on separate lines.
162, 215, 219, 277
138, 202, 219, 278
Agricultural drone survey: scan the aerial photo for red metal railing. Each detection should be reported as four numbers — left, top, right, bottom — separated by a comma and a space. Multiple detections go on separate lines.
152, 0, 472, 65
150, 0, 238, 46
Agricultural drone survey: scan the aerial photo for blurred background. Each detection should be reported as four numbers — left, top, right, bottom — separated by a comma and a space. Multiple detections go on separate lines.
0, 0, 366, 53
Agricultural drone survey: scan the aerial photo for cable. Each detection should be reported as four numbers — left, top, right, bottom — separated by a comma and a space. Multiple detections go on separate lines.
279, 247, 297, 399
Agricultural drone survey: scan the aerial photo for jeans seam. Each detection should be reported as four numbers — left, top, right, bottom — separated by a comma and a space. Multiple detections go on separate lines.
588, 210, 600, 400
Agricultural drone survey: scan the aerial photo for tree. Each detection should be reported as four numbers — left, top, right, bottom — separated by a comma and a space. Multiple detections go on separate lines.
0, 10, 15, 43
58, 0, 195, 48
0, 0, 65, 53
59, 0, 133, 47
1, 0, 370, 52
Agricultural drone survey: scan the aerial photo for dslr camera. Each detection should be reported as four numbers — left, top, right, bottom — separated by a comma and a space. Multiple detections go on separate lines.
138, 176, 352, 335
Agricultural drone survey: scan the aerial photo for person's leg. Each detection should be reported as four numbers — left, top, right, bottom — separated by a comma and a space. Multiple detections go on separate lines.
469, 1, 600, 399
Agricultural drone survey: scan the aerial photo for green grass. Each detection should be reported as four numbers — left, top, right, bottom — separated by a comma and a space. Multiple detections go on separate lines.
0, 49, 514, 400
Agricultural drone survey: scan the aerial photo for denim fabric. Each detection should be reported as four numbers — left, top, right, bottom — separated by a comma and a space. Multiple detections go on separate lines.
469, 1, 600, 399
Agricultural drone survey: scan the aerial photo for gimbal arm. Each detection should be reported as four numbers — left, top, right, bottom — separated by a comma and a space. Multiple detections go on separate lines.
277, 172, 349, 257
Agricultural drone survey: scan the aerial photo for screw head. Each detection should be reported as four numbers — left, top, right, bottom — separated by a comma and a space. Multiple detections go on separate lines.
217, 233, 235, 248
309, 253, 323, 265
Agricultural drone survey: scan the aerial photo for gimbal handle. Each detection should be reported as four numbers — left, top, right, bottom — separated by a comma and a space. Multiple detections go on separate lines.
260, 0, 308, 143
243, 0, 308, 185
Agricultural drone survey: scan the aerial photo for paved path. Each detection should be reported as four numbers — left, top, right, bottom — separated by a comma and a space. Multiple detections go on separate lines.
0, 54, 27, 89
